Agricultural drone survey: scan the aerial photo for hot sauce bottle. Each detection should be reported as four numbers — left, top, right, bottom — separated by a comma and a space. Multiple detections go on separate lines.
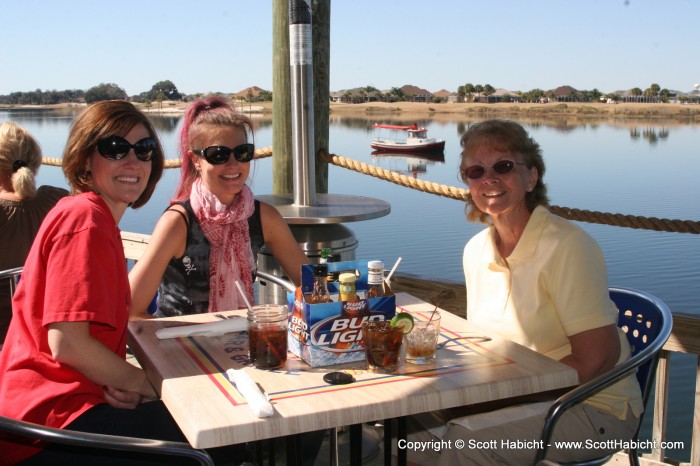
366, 260, 387, 298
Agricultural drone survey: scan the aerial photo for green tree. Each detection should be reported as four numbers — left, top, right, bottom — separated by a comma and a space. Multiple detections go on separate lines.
482, 84, 496, 97
629, 87, 643, 103
258, 90, 273, 102
588, 88, 602, 102
464, 83, 475, 102
457, 85, 466, 103
388, 87, 405, 102
84, 83, 127, 103
524, 88, 545, 103
148, 80, 182, 101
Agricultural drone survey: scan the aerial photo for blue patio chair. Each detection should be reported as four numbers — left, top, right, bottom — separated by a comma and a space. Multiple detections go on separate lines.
0, 415, 214, 465
535, 286, 673, 466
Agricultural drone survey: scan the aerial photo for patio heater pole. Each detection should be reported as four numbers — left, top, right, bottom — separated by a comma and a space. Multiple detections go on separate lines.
289, 0, 316, 206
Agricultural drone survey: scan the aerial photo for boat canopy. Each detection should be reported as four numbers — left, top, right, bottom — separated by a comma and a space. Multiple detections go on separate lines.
371, 123, 418, 131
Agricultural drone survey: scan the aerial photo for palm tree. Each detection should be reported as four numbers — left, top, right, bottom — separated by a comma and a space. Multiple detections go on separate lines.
629, 87, 643, 103
465, 83, 475, 102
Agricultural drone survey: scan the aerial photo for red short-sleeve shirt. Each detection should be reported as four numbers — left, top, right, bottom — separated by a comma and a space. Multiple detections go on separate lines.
0, 192, 130, 464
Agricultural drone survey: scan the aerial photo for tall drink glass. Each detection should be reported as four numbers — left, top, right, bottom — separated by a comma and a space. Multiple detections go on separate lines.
247, 304, 288, 369
362, 320, 403, 372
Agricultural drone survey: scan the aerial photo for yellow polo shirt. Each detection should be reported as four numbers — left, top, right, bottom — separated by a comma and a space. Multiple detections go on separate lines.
463, 206, 642, 419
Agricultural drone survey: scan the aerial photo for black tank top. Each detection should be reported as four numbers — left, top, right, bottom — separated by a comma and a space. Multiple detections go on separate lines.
155, 199, 264, 317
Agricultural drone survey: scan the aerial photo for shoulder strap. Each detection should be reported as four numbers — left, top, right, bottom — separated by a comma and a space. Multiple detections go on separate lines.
164, 202, 190, 228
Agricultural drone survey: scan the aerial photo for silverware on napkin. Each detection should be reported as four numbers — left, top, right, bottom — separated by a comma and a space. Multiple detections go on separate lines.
226, 369, 274, 418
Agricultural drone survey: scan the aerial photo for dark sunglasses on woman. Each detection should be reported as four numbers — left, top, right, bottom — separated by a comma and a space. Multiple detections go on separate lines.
192, 143, 255, 165
462, 159, 526, 180
96, 136, 156, 162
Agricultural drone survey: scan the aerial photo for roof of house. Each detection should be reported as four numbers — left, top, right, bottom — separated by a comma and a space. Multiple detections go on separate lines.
401, 84, 432, 96
232, 86, 267, 98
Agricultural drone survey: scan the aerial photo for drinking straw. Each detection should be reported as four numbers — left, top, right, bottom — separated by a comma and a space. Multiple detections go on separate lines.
384, 257, 402, 284
235, 280, 254, 312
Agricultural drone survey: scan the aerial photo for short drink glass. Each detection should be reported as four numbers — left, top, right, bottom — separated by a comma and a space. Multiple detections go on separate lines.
362, 320, 403, 373
404, 313, 441, 365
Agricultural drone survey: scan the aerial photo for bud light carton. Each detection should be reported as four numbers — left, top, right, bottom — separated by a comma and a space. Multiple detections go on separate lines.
287, 260, 396, 367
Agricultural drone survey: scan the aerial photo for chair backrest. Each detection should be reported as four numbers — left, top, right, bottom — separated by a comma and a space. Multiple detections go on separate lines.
609, 286, 668, 394
536, 286, 673, 464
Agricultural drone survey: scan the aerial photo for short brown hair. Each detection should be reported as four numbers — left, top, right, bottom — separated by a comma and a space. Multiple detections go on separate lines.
459, 119, 549, 223
62, 100, 164, 208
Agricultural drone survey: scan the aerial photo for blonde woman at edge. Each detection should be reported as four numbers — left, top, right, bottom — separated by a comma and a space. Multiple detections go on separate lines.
0, 122, 68, 347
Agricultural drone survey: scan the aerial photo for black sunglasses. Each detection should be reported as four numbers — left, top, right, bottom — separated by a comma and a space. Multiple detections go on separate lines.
96, 136, 156, 162
462, 160, 526, 180
192, 143, 255, 165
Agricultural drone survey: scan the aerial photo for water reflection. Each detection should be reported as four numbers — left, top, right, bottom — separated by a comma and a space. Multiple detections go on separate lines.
370, 150, 445, 179
629, 127, 670, 145
148, 115, 181, 132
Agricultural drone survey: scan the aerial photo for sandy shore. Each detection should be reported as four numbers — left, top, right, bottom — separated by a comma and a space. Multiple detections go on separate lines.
3, 100, 698, 122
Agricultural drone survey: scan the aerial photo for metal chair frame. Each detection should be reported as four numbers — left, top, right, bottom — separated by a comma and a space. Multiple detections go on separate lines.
535, 286, 673, 466
256, 269, 296, 293
0, 415, 215, 465
0, 266, 215, 465
0, 266, 22, 297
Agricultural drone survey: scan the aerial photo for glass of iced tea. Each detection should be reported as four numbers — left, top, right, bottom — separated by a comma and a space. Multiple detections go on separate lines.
404, 313, 441, 365
362, 320, 404, 372
247, 304, 288, 369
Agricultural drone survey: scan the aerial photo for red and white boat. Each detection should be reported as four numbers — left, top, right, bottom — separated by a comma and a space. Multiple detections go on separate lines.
370, 123, 445, 152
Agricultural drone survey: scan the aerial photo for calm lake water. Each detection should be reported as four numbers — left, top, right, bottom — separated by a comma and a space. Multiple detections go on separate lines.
1, 109, 698, 460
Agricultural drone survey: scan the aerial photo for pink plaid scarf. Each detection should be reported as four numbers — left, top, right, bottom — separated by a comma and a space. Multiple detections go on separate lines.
190, 179, 255, 312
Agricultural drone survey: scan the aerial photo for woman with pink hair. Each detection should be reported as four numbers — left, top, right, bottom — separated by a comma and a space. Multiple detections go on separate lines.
129, 97, 308, 318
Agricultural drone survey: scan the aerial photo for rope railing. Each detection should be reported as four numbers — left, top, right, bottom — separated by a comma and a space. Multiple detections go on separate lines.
41, 146, 700, 235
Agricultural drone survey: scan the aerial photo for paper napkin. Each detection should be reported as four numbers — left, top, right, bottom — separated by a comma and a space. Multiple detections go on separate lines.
226, 369, 274, 418
155, 317, 247, 340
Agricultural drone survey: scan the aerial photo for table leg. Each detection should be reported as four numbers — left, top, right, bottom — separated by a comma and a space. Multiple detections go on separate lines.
397, 417, 407, 466
330, 427, 339, 466
349, 424, 362, 466
383, 419, 393, 466
286, 434, 302, 466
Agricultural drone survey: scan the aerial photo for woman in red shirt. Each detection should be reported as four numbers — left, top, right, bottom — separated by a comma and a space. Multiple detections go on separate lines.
0, 101, 251, 465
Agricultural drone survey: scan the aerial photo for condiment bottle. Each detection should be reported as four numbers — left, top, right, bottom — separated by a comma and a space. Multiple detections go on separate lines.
338, 272, 359, 301
366, 260, 386, 298
308, 263, 333, 304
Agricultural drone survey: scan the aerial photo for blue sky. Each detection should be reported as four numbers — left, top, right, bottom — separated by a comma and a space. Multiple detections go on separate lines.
1, 0, 697, 96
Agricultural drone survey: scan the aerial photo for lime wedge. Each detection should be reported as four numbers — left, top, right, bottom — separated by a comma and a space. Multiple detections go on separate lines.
390, 312, 414, 334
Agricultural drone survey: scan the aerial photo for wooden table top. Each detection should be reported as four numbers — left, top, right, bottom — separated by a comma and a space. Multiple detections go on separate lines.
127, 293, 578, 449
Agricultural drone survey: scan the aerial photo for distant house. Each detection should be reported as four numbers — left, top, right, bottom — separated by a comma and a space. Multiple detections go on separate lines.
432, 89, 452, 103
546, 85, 580, 102
492, 88, 520, 103
401, 85, 432, 102
232, 86, 268, 102
329, 87, 380, 103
